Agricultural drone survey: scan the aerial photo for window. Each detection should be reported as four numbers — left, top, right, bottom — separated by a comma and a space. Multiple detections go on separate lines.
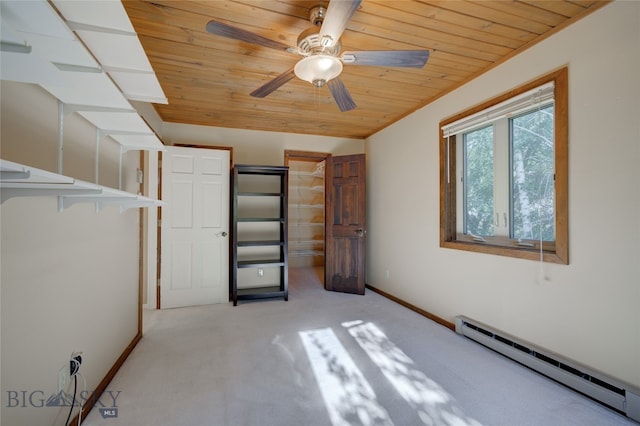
440, 68, 568, 264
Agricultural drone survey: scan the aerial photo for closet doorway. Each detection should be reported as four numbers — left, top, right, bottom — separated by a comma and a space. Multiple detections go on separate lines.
285, 151, 330, 284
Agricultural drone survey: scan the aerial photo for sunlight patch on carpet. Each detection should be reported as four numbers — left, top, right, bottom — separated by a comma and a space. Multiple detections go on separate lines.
343, 320, 482, 426
299, 327, 393, 426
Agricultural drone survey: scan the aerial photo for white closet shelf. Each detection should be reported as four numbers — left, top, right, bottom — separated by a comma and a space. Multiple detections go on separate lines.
290, 170, 325, 178
289, 240, 324, 248
1, 1, 167, 105
1, 0, 167, 152
288, 203, 324, 209
289, 222, 324, 227
289, 185, 325, 193
290, 250, 324, 257
0, 159, 164, 210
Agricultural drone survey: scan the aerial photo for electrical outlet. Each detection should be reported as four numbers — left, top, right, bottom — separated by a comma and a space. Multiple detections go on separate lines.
58, 365, 68, 392
70, 352, 83, 376
257, 268, 264, 277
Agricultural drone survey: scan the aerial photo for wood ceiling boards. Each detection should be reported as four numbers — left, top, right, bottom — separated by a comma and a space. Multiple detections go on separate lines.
123, 0, 608, 139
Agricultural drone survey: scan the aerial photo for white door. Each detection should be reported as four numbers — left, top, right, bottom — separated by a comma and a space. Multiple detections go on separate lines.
160, 146, 230, 308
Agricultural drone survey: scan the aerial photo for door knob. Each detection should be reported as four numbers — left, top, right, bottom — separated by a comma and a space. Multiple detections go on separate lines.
355, 228, 365, 237
217, 231, 228, 237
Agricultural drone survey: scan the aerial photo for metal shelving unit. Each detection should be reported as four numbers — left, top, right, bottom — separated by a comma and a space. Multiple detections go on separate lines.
231, 165, 289, 306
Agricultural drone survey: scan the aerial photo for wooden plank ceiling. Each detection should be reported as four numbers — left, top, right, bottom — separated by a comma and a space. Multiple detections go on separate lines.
123, 0, 607, 139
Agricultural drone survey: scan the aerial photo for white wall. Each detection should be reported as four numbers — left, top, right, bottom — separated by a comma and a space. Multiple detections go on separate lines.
366, 1, 640, 388
162, 122, 365, 165
1, 81, 142, 425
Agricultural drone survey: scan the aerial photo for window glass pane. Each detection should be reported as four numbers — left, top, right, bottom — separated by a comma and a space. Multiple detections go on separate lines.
510, 104, 555, 241
463, 126, 494, 236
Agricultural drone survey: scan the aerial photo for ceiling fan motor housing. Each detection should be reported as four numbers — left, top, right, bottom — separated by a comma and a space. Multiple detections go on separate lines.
296, 27, 341, 57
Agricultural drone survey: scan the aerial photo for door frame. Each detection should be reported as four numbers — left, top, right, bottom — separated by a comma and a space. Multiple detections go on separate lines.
138, 151, 145, 334
139, 150, 161, 316
284, 150, 331, 281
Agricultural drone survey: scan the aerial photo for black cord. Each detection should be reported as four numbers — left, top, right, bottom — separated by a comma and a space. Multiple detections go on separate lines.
65, 375, 77, 426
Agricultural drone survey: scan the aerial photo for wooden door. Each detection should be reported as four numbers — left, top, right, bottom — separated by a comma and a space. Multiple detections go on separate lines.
325, 154, 366, 294
160, 146, 230, 308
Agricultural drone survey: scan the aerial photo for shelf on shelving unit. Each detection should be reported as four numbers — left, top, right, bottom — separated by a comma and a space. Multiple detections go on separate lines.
237, 240, 285, 247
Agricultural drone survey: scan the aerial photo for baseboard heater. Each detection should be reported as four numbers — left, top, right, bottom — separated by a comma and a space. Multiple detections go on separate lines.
455, 316, 640, 422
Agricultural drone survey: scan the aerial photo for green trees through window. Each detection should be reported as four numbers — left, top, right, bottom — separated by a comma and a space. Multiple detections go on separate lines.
511, 105, 555, 242
463, 126, 494, 237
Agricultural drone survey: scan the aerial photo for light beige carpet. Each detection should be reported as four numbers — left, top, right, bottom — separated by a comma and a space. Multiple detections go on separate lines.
83, 267, 635, 426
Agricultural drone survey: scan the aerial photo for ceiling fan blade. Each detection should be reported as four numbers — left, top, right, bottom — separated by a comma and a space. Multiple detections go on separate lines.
342, 50, 430, 68
206, 20, 292, 52
327, 78, 357, 112
320, 0, 362, 47
250, 68, 296, 98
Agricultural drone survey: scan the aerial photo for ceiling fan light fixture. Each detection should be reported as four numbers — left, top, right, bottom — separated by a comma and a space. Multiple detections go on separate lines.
294, 54, 342, 87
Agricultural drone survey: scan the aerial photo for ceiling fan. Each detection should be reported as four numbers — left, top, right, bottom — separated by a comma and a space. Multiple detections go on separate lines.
205, 0, 429, 112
